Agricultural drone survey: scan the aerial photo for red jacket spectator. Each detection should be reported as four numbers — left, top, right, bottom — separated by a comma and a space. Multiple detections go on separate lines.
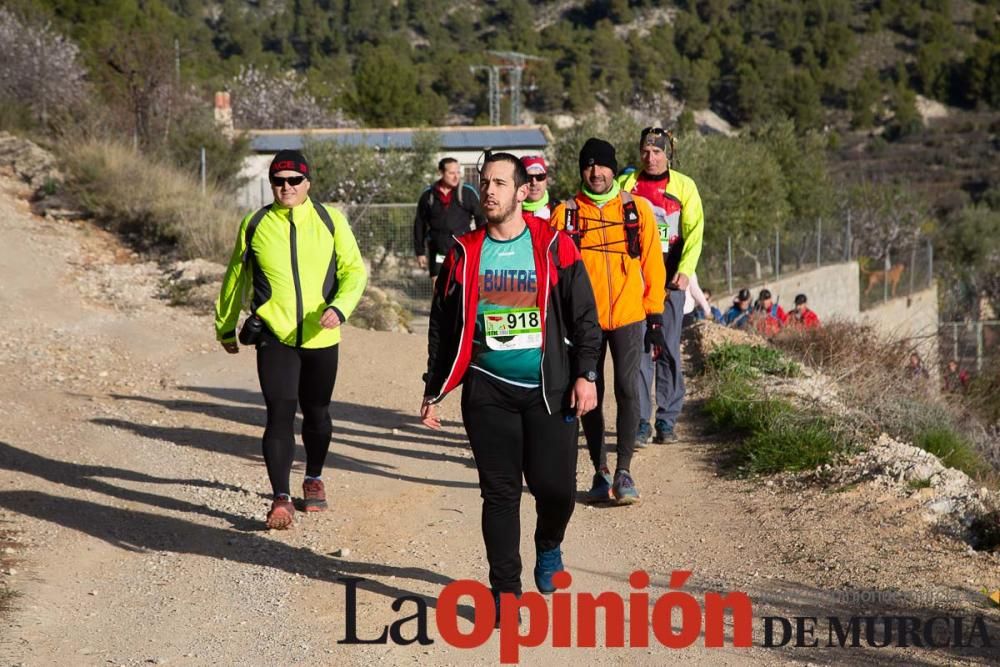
788, 293, 820, 329
789, 307, 820, 329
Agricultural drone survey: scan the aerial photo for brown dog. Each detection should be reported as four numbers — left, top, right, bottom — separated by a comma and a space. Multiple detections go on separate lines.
863, 263, 905, 297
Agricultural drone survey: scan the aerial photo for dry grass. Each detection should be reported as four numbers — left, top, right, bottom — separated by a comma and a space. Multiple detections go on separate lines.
772, 319, 998, 482
59, 139, 241, 262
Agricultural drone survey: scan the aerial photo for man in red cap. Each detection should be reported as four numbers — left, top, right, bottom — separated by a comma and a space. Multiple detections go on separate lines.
413, 157, 484, 286
520, 155, 556, 226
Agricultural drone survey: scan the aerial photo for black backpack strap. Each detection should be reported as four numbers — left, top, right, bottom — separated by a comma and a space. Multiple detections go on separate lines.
312, 200, 336, 236
312, 201, 340, 302
620, 190, 641, 259
461, 183, 479, 210
242, 205, 272, 266
562, 198, 581, 248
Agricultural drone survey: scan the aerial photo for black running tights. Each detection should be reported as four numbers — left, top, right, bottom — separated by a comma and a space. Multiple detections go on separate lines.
256, 338, 339, 497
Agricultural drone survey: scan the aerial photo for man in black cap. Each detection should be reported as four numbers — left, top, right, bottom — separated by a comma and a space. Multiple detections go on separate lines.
552, 138, 666, 506
724, 288, 753, 329
789, 293, 821, 329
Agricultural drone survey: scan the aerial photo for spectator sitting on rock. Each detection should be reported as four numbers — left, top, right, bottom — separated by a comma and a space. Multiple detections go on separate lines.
724, 288, 752, 329
752, 288, 785, 337
909, 352, 930, 381
787, 293, 820, 329
697, 287, 725, 323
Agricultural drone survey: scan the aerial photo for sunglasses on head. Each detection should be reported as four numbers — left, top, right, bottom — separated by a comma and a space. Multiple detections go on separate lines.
270, 175, 306, 187
641, 127, 667, 136
528, 173, 547, 183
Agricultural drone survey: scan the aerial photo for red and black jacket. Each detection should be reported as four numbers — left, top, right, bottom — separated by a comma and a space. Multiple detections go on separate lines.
423, 218, 601, 414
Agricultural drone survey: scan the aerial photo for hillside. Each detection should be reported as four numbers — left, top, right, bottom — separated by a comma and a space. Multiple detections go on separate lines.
5, 0, 998, 133
832, 108, 1000, 213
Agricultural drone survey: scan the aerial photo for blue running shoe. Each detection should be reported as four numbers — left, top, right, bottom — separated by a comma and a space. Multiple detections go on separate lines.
584, 466, 613, 504
534, 546, 564, 594
612, 470, 641, 505
635, 420, 652, 448
654, 419, 677, 444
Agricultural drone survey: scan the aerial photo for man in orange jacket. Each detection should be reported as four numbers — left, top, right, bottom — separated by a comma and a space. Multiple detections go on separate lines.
551, 138, 666, 505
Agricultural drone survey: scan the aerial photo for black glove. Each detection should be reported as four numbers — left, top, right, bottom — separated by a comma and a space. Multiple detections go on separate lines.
644, 314, 667, 353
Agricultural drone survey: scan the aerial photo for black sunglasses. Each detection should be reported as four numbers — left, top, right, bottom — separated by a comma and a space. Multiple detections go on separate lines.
528, 173, 547, 183
641, 126, 667, 136
270, 175, 306, 187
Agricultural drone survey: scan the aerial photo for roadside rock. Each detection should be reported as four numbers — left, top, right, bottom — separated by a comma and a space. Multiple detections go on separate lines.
161, 259, 226, 309
835, 433, 999, 547
0, 132, 62, 190
349, 286, 412, 333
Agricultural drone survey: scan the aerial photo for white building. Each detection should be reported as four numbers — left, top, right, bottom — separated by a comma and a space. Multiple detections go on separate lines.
238, 125, 551, 208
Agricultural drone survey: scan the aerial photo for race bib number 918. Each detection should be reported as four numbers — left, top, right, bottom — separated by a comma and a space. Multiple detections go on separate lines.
483, 308, 542, 350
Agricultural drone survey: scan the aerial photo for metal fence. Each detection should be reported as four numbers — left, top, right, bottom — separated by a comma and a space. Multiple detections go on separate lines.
695, 222, 934, 311
336, 203, 432, 313
939, 320, 1000, 374
697, 220, 855, 297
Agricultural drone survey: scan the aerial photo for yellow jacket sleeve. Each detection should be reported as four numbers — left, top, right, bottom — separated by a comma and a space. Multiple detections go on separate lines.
214, 213, 252, 342
674, 172, 705, 278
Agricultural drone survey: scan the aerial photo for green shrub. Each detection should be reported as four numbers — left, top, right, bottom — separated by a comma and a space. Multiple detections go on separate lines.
741, 418, 844, 476
704, 375, 792, 433
703, 348, 845, 477
913, 427, 988, 479
706, 343, 800, 378
773, 319, 999, 483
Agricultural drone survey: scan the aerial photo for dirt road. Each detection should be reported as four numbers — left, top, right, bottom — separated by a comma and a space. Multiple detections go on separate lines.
0, 176, 996, 666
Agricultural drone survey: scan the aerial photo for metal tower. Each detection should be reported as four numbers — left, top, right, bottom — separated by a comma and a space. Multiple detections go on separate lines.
471, 51, 544, 125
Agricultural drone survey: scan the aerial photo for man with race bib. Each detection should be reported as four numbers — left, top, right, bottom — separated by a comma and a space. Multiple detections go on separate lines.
421, 152, 600, 620
617, 127, 705, 445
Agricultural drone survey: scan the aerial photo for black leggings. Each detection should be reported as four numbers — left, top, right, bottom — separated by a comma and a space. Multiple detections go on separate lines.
461, 370, 578, 595
256, 335, 339, 497
581, 321, 643, 473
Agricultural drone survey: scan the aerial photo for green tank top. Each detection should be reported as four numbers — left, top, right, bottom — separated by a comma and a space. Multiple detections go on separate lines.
470, 228, 542, 387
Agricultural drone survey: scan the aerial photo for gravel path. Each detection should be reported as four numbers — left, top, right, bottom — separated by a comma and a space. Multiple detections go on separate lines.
0, 176, 996, 666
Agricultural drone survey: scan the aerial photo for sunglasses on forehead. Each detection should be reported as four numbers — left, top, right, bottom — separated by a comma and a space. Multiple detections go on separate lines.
641, 127, 668, 136
270, 175, 306, 187
528, 173, 547, 182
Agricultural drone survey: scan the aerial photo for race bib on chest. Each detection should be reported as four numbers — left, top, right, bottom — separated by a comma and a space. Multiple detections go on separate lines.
483, 307, 542, 350
655, 209, 681, 252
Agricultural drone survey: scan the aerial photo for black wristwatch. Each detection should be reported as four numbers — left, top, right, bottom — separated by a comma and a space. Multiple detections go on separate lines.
580, 370, 598, 383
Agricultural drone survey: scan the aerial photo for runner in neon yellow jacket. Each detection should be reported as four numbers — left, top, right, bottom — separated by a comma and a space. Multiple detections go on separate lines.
214, 197, 367, 349
215, 149, 368, 530
617, 127, 705, 446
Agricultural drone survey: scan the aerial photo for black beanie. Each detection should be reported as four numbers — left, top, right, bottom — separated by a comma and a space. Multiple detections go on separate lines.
578, 137, 617, 175
269, 149, 310, 178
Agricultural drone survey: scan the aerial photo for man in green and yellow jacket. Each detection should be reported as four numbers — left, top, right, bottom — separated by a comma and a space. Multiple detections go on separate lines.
617, 127, 704, 446
216, 149, 367, 529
